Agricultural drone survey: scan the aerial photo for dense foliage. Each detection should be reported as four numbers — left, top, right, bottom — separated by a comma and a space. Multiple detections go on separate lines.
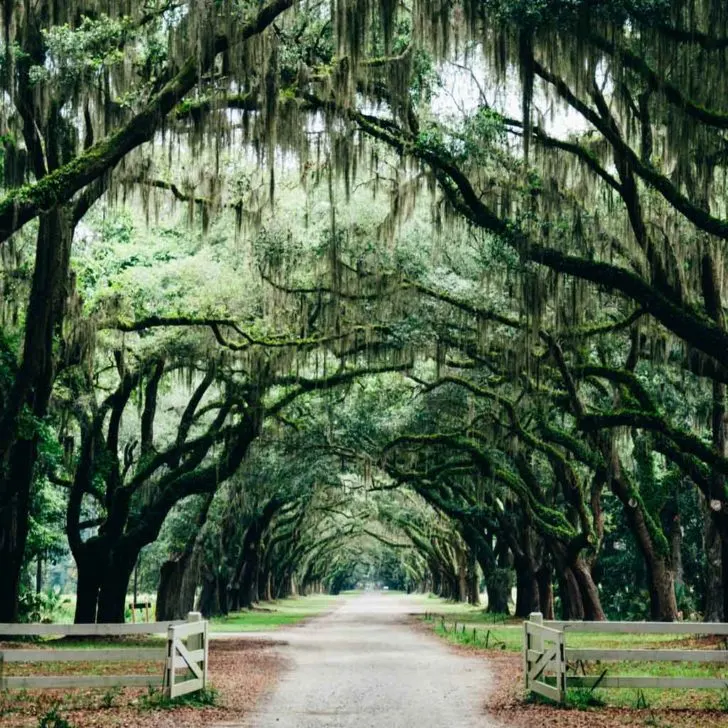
3, 0, 728, 623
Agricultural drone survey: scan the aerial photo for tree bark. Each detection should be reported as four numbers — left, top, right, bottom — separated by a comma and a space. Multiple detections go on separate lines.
156, 550, 199, 621
560, 567, 584, 620
232, 498, 285, 610
96, 550, 137, 623
0, 208, 73, 621
467, 551, 480, 605
237, 544, 261, 609
197, 575, 220, 618
514, 558, 540, 617
0, 441, 37, 621
703, 503, 723, 621
485, 569, 511, 613
703, 253, 727, 621
537, 563, 554, 619
35, 555, 42, 596
457, 548, 468, 603
609, 447, 677, 621
156, 495, 211, 621
263, 572, 273, 602
572, 557, 606, 621
73, 539, 106, 623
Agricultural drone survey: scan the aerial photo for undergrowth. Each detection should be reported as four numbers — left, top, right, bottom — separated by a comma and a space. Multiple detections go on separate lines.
37, 705, 75, 728
139, 685, 219, 710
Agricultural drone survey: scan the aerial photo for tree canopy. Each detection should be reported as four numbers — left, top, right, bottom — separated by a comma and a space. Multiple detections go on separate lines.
3, 0, 728, 624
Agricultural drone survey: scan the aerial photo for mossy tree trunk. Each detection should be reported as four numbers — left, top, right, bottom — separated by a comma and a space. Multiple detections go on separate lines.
514, 551, 541, 618
232, 497, 287, 610
156, 495, 212, 621
0, 207, 74, 621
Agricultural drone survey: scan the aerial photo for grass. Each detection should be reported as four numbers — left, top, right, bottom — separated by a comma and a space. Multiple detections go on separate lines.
0, 638, 220, 724
23, 592, 158, 625
14, 637, 164, 648
0, 685, 220, 727
431, 619, 523, 650
210, 594, 342, 632
412, 593, 523, 650
419, 594, 728, 712
408, 592, 492, 617
138, 685, 219, 710
0, 636, 167, 678
430, 618, 709, 653
37, 705, 75, 727
10, 591, 340, 636
564, 658, 728, 711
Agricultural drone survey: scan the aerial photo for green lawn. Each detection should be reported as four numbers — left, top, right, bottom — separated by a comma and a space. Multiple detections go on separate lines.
23, 638, 163, 648
210, 594, 343, 632
416, 594, 707, 650
408, 592, 493, 617
429, 618, 707, 652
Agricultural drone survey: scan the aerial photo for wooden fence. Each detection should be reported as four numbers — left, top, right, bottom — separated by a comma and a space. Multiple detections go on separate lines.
166, 612, 208, 698
524, 612, 728, 704
0, 611, 208, 698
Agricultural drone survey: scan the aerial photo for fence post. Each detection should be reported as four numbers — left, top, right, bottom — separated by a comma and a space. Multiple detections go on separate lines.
524, 612, 543, 695
555, 628, 565, 704
186, 612, 203, 652
522, 618, 530, 691
165, 623, 176, 698
529, 612, 543, 654
186, 611, 205, 689
202, 620, 209, 689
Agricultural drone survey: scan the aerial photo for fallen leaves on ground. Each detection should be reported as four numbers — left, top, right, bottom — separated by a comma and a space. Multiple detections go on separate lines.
487, 651, 728, 727
0, 638, 285, 727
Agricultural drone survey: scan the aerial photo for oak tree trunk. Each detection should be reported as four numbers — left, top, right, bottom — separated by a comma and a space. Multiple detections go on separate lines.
485, 569, 511, 614
0, 208, 73, 621
514, 560, 539, 617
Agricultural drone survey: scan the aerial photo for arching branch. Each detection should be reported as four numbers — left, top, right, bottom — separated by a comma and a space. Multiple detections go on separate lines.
0, 0, 294, 243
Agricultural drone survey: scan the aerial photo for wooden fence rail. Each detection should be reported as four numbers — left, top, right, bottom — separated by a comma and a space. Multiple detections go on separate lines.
166, 612, 208, 698
523, 612, 728, 704
0, 612, 208, 698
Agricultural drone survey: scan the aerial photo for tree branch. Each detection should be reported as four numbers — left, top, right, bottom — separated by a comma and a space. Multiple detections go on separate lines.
0, 0, 294, 243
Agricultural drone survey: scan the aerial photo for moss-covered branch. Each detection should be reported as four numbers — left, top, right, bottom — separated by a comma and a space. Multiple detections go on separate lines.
266, 360, 413, 415
580, 410, 728, 482
302, 91, 728, 372
0, 0, 294, 243
589, 32, 728, 129
533, 58, 728, 241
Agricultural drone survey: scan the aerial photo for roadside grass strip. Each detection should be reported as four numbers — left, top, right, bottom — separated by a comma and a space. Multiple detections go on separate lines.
210, 594, 342, 632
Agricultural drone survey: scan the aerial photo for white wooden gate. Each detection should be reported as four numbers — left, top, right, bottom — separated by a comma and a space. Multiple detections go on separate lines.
524, 612, 728, 704
523, 612, 565, 703
165, 612, 208, 698
0, 612, 208, 697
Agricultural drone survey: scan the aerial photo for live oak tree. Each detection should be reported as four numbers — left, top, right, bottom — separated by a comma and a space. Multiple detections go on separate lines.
6, 0, 728, 624
0, 0, 401, 620
0, 0, 296, 621
265, 0, 728, 621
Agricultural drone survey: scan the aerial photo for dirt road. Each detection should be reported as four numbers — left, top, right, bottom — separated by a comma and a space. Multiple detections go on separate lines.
239, 592, 502, 727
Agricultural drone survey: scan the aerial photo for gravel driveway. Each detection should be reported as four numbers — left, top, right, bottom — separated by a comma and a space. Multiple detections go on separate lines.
236, 592, 502, 727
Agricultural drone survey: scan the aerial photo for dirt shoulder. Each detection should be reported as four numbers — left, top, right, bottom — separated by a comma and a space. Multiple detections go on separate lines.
0, 638, 285, 728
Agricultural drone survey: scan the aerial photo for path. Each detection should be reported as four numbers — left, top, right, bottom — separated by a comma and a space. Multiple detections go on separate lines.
230, 592, 501, 727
